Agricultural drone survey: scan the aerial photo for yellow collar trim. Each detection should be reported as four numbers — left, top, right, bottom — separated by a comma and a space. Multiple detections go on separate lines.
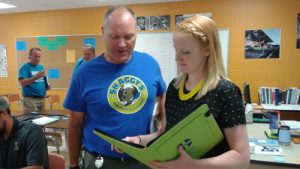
179, 78, 204, 101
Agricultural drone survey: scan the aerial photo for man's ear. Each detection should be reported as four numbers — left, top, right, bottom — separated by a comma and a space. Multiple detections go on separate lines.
28, 55, 31, 59
101, 26, 104, 34
0, 110, 6, 117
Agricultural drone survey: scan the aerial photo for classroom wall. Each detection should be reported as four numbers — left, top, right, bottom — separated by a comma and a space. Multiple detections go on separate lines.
0, 0, 300, 109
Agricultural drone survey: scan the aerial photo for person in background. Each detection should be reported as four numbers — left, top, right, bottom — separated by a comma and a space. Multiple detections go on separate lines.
64, 6, 166, 169
123, 15, 250, 169
0, 97, 48, 169
19, 47, 50, 113
73, 44, 96, 72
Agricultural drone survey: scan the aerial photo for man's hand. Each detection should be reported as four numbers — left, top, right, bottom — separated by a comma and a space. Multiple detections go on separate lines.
111, 136, 142, 153
35, 71, 45, 79
19, 70, 45, 87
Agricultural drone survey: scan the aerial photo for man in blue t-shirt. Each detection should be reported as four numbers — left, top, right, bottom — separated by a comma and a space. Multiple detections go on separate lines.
73, 44, 96, 73
64, 6, 166, 169
19, 47, 50, 112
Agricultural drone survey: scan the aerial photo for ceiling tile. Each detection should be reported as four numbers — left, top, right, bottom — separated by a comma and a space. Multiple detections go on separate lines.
0, 0, 188, 14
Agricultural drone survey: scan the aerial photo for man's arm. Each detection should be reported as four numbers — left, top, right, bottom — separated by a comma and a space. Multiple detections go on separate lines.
115, 93, 166, 148
68, 111, 85, 167
24, 126, 48, 169
19, 71, 45, 87
155, 93, 166, 133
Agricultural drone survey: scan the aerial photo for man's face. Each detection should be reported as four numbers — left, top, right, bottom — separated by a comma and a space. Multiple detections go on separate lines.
0, 112, 6, 137
83, 49, 95, 61
102, 10, 136, 64
30, 50, 41, 65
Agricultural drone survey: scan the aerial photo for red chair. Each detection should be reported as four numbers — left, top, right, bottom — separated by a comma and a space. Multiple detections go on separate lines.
48, 153, 65, 169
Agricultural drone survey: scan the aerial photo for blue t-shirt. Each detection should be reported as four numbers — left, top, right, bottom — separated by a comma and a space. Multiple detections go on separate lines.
18, 63, 46, 97
73, 57, 84, 73
64, 51, 166, 157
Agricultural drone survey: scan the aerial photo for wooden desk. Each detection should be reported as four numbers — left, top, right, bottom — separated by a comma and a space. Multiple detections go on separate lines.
44, 117, 69, 150
13, 110, 70, 149
11, 109, 70, 117
253, 104, 300, 121
45, 118, 68, 129
13, 109, 70, 153
247, 123, 300, 169
40, 109, 70, 116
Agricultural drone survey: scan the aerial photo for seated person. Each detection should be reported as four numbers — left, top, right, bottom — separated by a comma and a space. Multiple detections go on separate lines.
73, 44, 96, 72
0, 97, 49, 169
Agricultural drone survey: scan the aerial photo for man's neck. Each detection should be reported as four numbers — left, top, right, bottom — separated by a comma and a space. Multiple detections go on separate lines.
29, 61, 38, 66
103, 53, 131, 64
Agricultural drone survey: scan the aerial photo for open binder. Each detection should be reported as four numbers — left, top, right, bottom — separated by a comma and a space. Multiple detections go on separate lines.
93, 104, 224, 167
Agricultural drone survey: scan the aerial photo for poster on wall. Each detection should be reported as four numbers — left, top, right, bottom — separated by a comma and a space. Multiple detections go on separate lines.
136, 15, 170, 31
175, 13, 212, 25
0, 44, 8, 77
297, 14, 300, 48
245, 29, 281, 59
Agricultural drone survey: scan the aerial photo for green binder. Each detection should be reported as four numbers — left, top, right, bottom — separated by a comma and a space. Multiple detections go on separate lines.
93, 104, 224, 167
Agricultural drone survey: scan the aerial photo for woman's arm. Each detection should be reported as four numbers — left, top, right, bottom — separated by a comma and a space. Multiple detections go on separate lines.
150, 124, 250, 169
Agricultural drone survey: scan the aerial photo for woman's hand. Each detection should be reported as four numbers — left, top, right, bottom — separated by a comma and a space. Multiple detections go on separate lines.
149, 146, 195, 169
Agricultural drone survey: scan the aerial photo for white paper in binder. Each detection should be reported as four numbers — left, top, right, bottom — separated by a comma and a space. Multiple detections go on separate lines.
32, 116, 59, 125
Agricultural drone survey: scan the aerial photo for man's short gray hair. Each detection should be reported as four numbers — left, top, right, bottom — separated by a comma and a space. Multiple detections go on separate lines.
83, 44, 95, 54
103, 6, 135, 27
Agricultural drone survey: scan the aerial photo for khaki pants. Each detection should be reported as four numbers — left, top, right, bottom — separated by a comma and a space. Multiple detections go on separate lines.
80, 150, 149, 169
23, 97, 45, 113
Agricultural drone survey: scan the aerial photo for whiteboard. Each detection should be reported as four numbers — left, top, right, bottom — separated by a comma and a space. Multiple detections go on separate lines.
135, 30, 229, 85
135, 32, 176, 85
218, 29, 229, 75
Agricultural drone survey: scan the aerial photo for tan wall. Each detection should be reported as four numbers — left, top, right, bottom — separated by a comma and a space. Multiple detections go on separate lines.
1, 0, 300, 109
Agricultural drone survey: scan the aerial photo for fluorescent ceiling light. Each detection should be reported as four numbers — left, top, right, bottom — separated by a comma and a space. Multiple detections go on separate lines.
0, 2, 16, 9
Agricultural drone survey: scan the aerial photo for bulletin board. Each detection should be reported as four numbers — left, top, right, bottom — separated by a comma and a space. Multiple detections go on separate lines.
16, 35, 104, 89
16, 31, 229, 90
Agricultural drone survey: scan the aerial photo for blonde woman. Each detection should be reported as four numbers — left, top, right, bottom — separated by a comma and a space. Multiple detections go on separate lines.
120, 15, 250, 169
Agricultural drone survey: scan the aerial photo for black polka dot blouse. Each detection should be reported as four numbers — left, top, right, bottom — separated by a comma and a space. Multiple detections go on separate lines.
165, 78, 246, 158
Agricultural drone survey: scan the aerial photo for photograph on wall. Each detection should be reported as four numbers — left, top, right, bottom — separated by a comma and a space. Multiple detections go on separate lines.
136, 15, 170, 31
136, 16, 146, 30
297, 13, 300, 48
175, 13, 212, 25
245, 29, 281, 59
0, 44, 8, 77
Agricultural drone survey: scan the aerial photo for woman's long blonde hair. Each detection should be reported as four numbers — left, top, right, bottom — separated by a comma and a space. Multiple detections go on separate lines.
174, 15, 227, 100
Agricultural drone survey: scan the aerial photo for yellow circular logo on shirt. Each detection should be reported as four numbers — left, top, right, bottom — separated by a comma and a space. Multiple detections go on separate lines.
107, 75, 148, 114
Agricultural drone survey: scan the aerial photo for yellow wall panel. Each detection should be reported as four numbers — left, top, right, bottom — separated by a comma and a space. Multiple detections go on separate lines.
0, 0, 300, 107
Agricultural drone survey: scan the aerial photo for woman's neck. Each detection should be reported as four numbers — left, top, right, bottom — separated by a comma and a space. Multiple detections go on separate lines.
185, 69, 206, 91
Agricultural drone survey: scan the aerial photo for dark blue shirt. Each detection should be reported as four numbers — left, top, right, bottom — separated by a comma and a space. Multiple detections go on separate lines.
0, 117, 48, 169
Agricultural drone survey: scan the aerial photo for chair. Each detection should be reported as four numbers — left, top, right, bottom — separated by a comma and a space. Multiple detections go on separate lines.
7, 94, 22, 110
45, 132, 63, 154
47, 95, 60, 110
48, 153, 65, 169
